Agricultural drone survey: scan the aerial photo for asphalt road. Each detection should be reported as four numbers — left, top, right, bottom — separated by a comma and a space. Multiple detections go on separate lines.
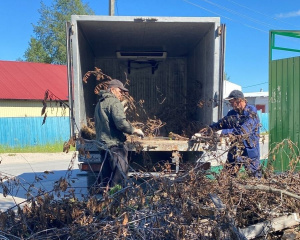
0, 152, 94, 212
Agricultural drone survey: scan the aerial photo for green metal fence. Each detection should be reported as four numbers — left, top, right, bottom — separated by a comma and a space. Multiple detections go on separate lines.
269, 30, 300, 172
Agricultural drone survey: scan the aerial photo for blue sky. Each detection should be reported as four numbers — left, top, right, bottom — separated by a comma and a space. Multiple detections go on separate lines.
0, 0, 299, 93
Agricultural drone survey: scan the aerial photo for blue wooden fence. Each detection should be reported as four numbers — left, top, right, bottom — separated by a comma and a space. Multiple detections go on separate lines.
257, 111, 269, 133
0, 117, 70, 147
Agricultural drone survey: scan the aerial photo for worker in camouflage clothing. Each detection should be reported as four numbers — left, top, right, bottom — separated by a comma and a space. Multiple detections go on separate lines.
94, 79, 144, 187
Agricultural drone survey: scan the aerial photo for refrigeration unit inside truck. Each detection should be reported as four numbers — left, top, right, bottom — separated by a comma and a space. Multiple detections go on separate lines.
66, 15, 225, 173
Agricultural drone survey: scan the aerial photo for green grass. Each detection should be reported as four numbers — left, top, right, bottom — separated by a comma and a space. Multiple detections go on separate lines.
0, 142, 75, 153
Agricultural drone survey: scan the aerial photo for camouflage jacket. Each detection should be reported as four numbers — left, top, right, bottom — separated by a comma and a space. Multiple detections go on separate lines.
94, 90, 134, 148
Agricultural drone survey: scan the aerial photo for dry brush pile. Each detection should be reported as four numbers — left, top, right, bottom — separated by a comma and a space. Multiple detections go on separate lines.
79, 67, 206, 139
1, 143, 300, 239
2, 68, 299, 239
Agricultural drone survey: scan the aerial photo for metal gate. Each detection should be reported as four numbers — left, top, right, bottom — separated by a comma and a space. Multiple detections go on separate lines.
269, 30, 300, 171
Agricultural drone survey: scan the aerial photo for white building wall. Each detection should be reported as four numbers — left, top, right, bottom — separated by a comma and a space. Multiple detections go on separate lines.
223, 80, 242, 116
244, 91, 269, 113
0, 100, 69, 117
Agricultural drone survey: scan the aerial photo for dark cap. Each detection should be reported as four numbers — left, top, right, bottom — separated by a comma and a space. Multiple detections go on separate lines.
108, 79, 129, 92
225, 90, 244, 100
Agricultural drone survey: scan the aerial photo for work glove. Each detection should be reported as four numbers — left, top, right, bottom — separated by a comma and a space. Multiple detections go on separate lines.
191, 133, 202, 140
133, 128, 144, 138
199, 126, 213, 137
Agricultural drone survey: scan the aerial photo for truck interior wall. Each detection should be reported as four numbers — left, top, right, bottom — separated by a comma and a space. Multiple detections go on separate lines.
78, 44, 217, 136
94, 58, 190, 136
75, 18, 220, 136
187, 25, 216, 126
77, 26, 97, 124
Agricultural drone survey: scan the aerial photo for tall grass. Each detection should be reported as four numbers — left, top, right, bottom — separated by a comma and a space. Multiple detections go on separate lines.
0, 142, 75, 153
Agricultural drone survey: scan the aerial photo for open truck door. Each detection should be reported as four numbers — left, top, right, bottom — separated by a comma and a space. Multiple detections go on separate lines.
66, 21, 75, 138
218, 23, 226, 119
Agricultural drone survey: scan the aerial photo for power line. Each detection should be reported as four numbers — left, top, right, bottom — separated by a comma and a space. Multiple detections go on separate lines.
182, 0, 234, 21
199, 0, 278, 29
182, 0, 298, 34
115, 0, 119, 15
182, 0, 267, 33
225, 0, 300, 28
243, 82, 268, 88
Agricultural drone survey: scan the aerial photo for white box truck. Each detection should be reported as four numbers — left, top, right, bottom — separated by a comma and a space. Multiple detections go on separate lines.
66, 15, 226, 173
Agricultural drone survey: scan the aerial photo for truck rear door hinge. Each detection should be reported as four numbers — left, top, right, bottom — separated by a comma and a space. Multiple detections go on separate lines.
70, 24, 75, 35
217, 26, 222, 36
66, 22, 74, 35
214, 92, 219, 107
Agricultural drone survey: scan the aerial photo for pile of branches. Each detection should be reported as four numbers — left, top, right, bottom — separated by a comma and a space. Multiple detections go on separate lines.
83, 67, 137, 114
81, 67, 166, 139
1, 141, 300, 239
80, 67, 208, 139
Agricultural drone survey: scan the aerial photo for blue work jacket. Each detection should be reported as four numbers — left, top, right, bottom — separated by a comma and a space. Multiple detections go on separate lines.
210, 104, 260, 165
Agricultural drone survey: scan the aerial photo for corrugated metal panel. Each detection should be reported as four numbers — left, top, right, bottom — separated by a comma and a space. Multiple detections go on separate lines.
0, 117, 70, 147
0, 100, 69, 117
95, 58, 188, 134
95, 58, 187, 109
269, 56, 300, 171
0, 61, 68, 100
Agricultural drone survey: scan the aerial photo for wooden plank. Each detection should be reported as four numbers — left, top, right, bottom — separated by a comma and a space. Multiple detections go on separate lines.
126, 138, 204, 152
240, 213, 300, 239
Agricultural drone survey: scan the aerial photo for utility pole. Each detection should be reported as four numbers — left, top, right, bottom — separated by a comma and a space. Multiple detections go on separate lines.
109, 0, 115, 16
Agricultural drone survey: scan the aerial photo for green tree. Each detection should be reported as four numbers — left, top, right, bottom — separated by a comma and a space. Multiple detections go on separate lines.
24, 0, 94, 64
224, 72, 230, 81
24, 38, 52, 63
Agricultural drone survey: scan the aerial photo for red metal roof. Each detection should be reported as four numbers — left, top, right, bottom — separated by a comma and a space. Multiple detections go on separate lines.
0, 61, 68, 100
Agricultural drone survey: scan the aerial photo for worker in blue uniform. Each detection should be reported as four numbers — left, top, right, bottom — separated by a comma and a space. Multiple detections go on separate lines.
201, 90, 261, 177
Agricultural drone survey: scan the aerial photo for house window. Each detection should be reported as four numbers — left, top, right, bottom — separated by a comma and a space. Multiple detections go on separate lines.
256, 104, 265, 113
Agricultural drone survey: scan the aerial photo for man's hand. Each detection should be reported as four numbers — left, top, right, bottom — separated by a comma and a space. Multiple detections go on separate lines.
199, 128, 207, 135
199, 126, 212, 136
133, 128, 144, 138
191, 133, 202, 140
191, 127, 214, 140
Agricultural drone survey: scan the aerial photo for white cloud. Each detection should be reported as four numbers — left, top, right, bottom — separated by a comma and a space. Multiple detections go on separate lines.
276, 9, 300, 18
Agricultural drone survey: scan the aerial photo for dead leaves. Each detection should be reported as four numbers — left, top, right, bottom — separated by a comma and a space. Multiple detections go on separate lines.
122, 212, 129, 225
41, 89, 69, 125
1, 158, 300, 239
63, 136, 76, 153
82, 67, 113, 94
83, 67, 111, 83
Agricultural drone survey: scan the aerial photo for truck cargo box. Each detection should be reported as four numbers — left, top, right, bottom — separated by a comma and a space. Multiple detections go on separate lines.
66, 15, 225, 171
